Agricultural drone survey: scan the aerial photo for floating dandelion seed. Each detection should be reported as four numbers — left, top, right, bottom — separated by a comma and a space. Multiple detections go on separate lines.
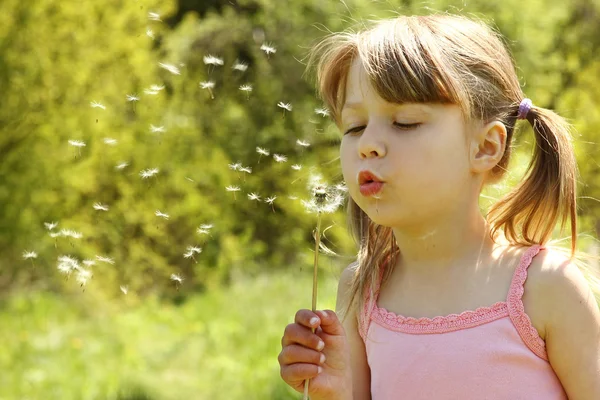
146, 28, 155, 39
90, 101, 106, 110
76, 268, 92, 288
291, 164, 302, 171
126, 94, 139, 102
158, 62, 181, 75
44, 222, 58, 230
199, 224, 213, 230
228, 162, 241, 171
23, 251, 38, 260
288, 195, 298, 200
273, 154, 287, 163
103, 138, 117, 146
226, 185, 240, 200
232, 60, 248, 71
256, 146, 269, 163
170, 273, 184, 289
314, 107, 329, 117
155, 210, 170, 219
203, 55, 224, 66
140, 168, 159, 179
239, 166, 252, 174
277, 102, 292, 118
150, 124, 166, 134
68, 140, 86, 148
120, 285, 128, 295
200, 81, 215, 99
60, 229, 83, 239
144, 88, 159, 95
93, 202, 109, 211
335, 182, 348, 192
239, 84, 253, 100
150, 84, 164, 91
57, 255, 79, 278
260, 43, 277, 57
148, 12, 161, 21
248, 193, 261, 202
115, 161, 129, 170
83, 260, 96, 267
185, 177, 195, 182
96, 255, 115, 264
296, 139, 310, 147
265, 196, 277, 212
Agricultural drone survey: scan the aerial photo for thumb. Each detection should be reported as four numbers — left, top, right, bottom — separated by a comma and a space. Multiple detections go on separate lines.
316, 309, 345, 336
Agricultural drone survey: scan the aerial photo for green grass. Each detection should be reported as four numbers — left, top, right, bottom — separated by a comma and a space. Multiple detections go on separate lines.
0, 263, 343, 400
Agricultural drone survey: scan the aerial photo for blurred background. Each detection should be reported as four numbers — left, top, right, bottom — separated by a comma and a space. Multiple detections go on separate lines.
1, 0, 599, 399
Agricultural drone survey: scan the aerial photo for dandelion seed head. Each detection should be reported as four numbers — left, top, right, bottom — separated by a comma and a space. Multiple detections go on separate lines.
301, 174, 345, 214
248, 193, 261, 201
277, 102, 292, 112
228, 162, 242, 171
158, 62, 181, 75
273, 154, 287, 163
260, 43, 277, 55
265, 196, 277, 204
68, 140, 86, 148
90, 101, 106, 110
93, 202, 109, 211
232, 61, 248, 71
170, 273, 184, 283
239, 84, 253, 92
203, 54, 224, 66
44, 222, 58, 230
57, 255, 79, 275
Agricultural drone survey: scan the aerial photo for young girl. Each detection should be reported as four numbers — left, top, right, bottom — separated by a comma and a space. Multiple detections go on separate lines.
278, 13, 600, 400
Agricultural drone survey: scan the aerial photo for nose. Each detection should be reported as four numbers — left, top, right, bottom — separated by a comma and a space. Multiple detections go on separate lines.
358, 125, 387, 159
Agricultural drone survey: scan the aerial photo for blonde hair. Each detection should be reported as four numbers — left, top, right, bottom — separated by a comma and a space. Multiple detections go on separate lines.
304, 14, 588, 325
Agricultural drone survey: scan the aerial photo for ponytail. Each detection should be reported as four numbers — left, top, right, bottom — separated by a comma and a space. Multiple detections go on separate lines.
488, 103, 578, 257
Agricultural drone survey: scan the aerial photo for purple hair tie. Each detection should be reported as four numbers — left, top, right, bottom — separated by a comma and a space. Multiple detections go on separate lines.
517, 98, 532, 120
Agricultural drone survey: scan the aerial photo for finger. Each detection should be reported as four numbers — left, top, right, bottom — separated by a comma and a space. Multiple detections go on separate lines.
281, 323, 325, 351
278, 344, 326, 366
294, 308, 323, 329
315, 309, 345, 336
280, 363, 322, 388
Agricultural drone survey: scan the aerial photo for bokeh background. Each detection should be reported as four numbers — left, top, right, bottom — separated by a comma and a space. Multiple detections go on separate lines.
1, 0, 599, 399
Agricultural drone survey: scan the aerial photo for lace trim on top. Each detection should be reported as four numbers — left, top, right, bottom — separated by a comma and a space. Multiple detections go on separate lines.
362, 245, 548, 360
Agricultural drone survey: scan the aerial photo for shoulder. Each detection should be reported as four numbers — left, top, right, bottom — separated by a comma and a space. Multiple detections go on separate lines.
527, 246, 600, 397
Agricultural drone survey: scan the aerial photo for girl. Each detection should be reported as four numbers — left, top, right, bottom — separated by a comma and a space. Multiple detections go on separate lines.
278, 13, 600, 400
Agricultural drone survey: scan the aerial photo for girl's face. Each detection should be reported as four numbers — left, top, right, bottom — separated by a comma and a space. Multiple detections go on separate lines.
340, 58, 476, 229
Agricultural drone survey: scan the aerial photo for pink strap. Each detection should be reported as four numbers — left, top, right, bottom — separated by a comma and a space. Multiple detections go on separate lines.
506, 244, 548, 360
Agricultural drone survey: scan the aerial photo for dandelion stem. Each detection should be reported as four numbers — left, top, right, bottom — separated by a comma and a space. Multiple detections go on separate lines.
303, 210, 322, 399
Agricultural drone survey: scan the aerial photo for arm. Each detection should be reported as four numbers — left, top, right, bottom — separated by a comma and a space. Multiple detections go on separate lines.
336, 263, 372, 400
538, 250, 600, 399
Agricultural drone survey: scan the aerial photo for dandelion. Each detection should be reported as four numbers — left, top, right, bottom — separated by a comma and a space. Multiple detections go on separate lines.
103, 138, 117, 146
57, 255, 79, 279
140, 168, 159, 179
96, 255, 115, 264
115, 161, 129, 170
248, 192, 261, 202
296, 139, 310, 147
155, 210, 169, 219
150, 125, 166, 134
44, 222, 58, 230
146, 28, 155, 39
170, 273, 184, 290
256, 146, 269, 163
314, 107, 329, 117
260, 43, 277, 58
291, 164, 302, 171
265, 196, 277, 212
120, 285, 129, 295
277, 102, 292, 118
158, 62, 181, 75
93, 202, 109, 211
200, 81, 215, 99
76, 268, 92, 289
232, 60, 248, 72
148, 12, 161, 21
228, 162, 242, 171
90, 101, 106, 110
273, 154, 287, 163
225, 185, 240, 200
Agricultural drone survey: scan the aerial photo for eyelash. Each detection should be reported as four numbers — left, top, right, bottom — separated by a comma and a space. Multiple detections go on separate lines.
343, 122, 421, 135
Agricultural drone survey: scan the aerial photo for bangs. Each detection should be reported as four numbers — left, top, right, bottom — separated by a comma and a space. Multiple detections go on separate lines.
307, 17, 469, 127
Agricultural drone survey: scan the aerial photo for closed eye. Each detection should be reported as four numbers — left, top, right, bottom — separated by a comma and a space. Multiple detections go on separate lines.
344, 122, 421, 135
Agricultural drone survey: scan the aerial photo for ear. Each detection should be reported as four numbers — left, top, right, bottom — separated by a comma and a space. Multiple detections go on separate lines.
469, 120, 507, 174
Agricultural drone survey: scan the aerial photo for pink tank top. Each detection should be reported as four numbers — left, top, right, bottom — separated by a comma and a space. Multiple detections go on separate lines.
359, 245, 568, 399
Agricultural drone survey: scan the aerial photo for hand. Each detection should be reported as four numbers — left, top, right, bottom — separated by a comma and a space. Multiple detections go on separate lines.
279, 309, 353, 400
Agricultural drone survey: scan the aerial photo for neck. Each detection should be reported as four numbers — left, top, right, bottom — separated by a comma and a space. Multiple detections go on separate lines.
391, 204, 496, 276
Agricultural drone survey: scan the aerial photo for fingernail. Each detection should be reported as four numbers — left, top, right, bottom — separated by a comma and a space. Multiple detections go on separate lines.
317, 366, 323, 373
317, 340, 324, 350
320, 353, 326, 364
309, 317, 319, 326
316, 310, 327, 319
